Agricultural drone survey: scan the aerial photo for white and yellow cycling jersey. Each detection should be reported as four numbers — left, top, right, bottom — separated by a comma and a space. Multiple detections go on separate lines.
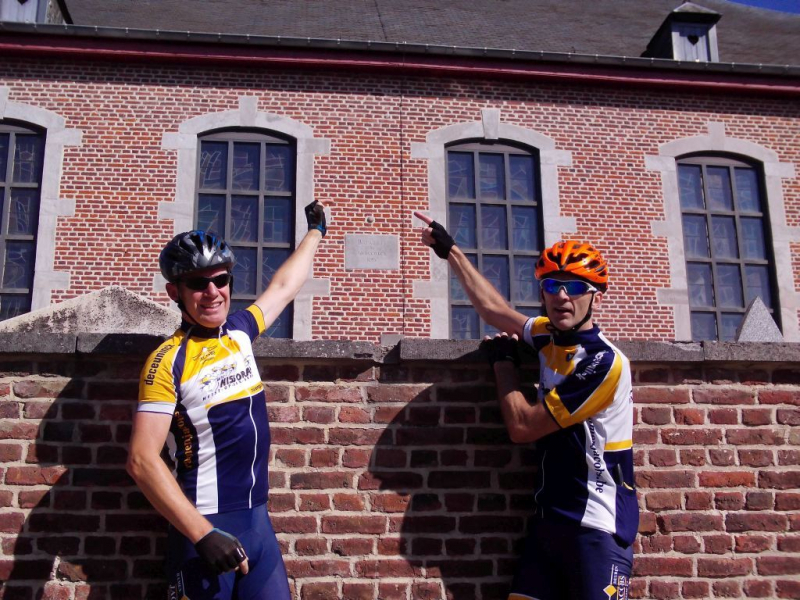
523, 316, 638, 545
138, 306, 269, 515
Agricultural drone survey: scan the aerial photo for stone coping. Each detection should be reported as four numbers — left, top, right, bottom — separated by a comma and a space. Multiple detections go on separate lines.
0, 333, 799, 364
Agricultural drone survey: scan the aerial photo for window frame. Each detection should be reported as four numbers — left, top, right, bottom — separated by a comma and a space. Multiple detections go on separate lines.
0, 120, 44, 321
445, 139, 544, 339
678, 154, 780, 341
195, 128, 297, 338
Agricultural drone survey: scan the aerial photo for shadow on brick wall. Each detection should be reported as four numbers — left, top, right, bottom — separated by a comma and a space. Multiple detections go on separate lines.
1, 362, 168, 599
366, 371, 539, 600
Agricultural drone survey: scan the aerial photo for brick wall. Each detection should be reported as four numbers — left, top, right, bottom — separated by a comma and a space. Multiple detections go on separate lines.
0, 337, 798, 599
1, 56, 799, 341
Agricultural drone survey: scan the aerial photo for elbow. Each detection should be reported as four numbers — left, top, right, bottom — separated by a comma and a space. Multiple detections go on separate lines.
126, 451, 148, 483
507, 425, 538, 445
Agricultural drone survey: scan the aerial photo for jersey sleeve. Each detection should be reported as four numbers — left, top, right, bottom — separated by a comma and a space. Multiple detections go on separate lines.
522, 316, 552, 350
226, 305, 266, 341
543, 348, 623, 429
138, 341, 179, 415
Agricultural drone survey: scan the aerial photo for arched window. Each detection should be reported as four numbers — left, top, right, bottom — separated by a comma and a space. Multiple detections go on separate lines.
446, 141, 543, 339
678, 155, 779, 341
196, 130, 296, 338
0, 121, 44, 320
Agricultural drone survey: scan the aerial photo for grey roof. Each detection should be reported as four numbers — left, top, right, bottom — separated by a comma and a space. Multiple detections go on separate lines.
60, 0, 800, 66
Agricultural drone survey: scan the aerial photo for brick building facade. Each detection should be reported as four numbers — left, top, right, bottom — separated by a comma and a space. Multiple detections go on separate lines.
0, 0, 799, 597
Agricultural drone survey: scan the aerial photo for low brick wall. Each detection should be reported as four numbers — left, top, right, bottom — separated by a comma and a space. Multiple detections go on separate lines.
0, 335, 798, 599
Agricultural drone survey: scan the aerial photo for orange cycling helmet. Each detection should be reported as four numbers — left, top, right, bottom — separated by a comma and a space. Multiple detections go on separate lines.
535, 241, 608, 290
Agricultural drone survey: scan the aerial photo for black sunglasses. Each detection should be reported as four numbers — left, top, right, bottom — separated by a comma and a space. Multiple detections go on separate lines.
181, 273, 232, 291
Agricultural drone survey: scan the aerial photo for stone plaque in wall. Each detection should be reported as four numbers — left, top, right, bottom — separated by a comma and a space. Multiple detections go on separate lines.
344, 234, 399, 270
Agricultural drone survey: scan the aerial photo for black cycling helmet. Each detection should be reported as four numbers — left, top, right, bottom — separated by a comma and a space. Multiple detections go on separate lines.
159, 230, 235, 283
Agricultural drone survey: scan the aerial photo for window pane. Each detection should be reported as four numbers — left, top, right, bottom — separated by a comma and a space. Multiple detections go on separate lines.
262, 249, 291, 289
710, 216, 738, 259
687, 263, 714, 307
197, 194, 226, 234
266, 306, 292, 339
479, 154, 505, 200
265, 145, 294, 193
0, 294, 30, 321
691, 312, 717, 341
451, 254, 477, 303
0, 133, 8, 183
448, 152, 475, 199
735, 168, 761, 212
230, 196, 258, 242
682, 214, 709, 258
513, 257, 539, 303
483, 255, 510, 300
263, 198, 292, 244
231, 247, 257, 295
2, 241, 35, 289
509, 155, 535, 201
9, 190, 39, 236
740, 217, 766, 260
449, 204, 476, 249
229, 299, 251, 313
451, 306, 479, 340
745, 265, 772, 309
705, 166, 733, 211
678, 165, 704, 210
232, 143, 260, 191
717, 264, 743, 308
12, 135, 43, 184
480, 205, 507, 250
720, 314, 743, 342
199, 142, 228, 189
511, 206, 538, 251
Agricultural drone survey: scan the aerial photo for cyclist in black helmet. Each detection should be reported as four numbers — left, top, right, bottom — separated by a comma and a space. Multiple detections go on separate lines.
127, 201, 328, 600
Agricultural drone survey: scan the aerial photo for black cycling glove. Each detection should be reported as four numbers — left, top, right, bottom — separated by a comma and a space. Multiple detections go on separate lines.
305, 200, 327, 237
195, 528, 247, 575
428, 221, 455, 259
483, 335, 521, 368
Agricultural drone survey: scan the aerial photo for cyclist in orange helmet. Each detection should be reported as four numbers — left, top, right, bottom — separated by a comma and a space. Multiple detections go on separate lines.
416, 212, 636, 600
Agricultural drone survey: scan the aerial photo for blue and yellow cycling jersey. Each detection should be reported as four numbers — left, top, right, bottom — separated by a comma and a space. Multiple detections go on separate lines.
138, 306, 269, 515
523, 316, 638, 546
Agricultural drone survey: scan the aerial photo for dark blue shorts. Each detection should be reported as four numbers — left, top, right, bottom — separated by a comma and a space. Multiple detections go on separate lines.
166, 504, 290, 600
508, 517, 633, 600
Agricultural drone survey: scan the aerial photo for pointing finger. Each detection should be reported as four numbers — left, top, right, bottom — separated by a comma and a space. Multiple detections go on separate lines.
413, 211, 434, 226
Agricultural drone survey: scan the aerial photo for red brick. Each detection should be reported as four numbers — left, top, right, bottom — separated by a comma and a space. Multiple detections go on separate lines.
661, 428, 722, 445
759, 470, 800, 490
633, 556, 693, 576
633, 388, 690, 404
674, 407, 705, 425
758, 390, 800, 406
699, 471, 755, 487
735, 534, 772, 553
726, 513, 788, 532
756, 556, 800, 576
694, 388, 755, 405
659, 512, 723, 532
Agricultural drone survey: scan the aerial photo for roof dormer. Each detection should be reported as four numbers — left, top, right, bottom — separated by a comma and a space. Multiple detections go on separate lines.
643, 2, 722, 62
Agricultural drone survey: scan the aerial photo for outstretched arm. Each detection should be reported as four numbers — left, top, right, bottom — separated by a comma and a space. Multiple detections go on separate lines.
414, 211, 528, 338
254, 201, 327, 330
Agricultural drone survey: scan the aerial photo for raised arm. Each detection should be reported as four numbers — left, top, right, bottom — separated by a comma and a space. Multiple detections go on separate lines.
414, 211, 528, 338
254, 201, 326, 330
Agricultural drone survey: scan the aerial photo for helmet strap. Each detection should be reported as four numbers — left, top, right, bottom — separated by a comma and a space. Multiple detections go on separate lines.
542, 292, 596, 339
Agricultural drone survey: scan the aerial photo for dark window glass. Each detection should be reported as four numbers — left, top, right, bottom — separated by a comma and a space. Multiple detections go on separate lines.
197, 131, 296, 338
678, 158, 778, 341
0, 123, 43, 321
446, 142, 542, 338
448, 153, 475, 199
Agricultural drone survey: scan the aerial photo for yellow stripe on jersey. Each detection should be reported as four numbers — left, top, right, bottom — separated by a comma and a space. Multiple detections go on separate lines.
247, 304, 266, 335
138, 337, 182, 406
605, 439, 633, 451
544, 352, 623, 428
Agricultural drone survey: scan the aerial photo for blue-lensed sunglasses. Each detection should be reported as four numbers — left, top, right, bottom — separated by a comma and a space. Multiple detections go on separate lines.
541, 278, 598, 297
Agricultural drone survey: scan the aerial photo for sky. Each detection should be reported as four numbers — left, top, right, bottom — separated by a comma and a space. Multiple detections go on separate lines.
727, 0, 800, 13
